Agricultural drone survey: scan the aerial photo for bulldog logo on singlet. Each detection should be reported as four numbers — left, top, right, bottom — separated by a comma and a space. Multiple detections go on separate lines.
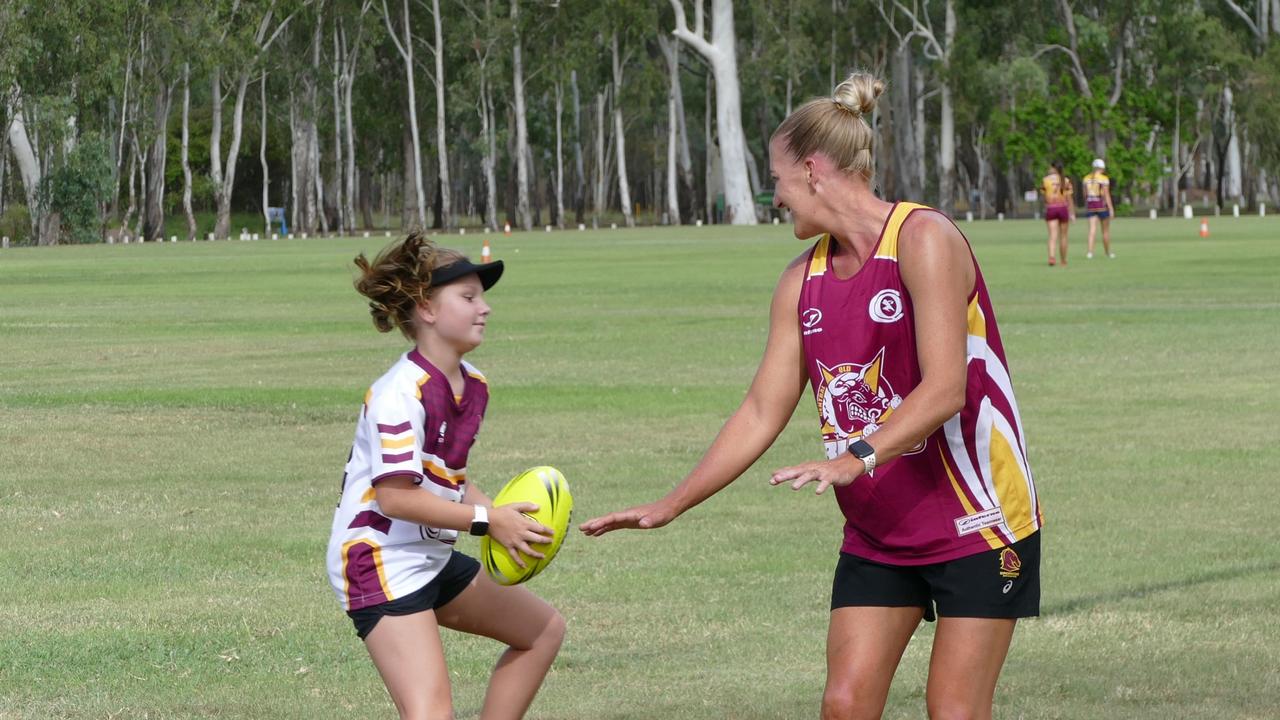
816, 348, 922, 459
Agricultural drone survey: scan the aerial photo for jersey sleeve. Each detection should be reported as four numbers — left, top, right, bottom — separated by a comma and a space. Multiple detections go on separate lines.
365, 387, 427, 485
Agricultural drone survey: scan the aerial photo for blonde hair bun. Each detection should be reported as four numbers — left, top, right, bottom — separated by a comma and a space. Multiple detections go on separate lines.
832, 72, 885, 118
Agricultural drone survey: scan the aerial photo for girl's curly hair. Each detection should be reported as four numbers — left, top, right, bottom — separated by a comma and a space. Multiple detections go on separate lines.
352, 232, 465, 339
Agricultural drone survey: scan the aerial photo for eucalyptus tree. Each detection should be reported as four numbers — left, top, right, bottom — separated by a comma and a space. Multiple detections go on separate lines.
2, 0, 130, 244
208, 0, 296, 239
379, 0, 426, 228
669, 0, 756, 224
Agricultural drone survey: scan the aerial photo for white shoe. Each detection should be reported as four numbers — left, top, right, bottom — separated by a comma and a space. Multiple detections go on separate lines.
1108, 253, 1116, 258
1087, 252, 1094, 259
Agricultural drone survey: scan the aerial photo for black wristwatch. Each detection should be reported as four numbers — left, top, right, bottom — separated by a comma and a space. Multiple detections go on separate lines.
847, 439, 878, 475
469, 504, 490, 536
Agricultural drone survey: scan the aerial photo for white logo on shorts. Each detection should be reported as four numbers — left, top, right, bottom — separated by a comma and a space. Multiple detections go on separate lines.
1002, 579, 1014, 594
869, 290, 904, 323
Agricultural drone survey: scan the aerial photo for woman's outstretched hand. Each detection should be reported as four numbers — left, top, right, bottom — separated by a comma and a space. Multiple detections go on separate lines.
770, 454, 864, 495
579, 500, 678, 537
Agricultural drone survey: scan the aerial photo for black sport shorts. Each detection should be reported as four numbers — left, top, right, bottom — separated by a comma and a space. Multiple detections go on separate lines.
831, 532, 1041, 622
347, 551, 481, 639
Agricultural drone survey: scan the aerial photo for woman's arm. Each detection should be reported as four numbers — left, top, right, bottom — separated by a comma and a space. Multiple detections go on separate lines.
770, 212, 973, 494
580, 258, 810, 536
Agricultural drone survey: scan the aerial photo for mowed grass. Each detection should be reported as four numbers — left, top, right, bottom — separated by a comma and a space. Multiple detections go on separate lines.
1, 216, 1278, 719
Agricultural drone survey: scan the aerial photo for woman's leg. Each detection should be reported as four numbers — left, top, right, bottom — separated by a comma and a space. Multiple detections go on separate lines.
1058, 219, 1069, 264
822, 606, 924, 720
435, 572, 565, 720
1087, 215, 1099, 257
924, 617, 1017, 720
1102, 217, 1113, 256
364, 611, 456, 720
1045, 220, 1059, 265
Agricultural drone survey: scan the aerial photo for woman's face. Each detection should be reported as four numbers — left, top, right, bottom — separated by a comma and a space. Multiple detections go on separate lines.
419, 274, 490, 353
769, 136, 821, 239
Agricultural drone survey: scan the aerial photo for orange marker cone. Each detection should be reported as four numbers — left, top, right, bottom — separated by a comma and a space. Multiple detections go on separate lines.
481, 239, 491, 263
503, 221, 511, 236
1199, 218, 1209, 238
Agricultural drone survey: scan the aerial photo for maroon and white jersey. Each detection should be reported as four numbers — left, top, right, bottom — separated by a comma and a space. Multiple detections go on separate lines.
799, 202, 1042, 565
327, 348, 488, 610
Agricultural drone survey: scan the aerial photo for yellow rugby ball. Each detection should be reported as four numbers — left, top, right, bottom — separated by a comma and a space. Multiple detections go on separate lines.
480, 466, 573, 586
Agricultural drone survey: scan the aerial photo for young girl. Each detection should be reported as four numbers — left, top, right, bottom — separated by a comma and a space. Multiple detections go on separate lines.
327, 233, 565, 720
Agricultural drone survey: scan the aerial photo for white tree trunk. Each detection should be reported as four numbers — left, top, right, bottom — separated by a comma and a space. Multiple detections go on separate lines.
570, 70, 586, 224
210, 65, 253, 240
554, 80, 565, 229
6, 97, 42, 240
937, 0, 957, 216
658, 35, 695, 212
382, 0, 427, 229
593, 89, 607, 226
343, 66, 358, 233
913, 66, 926, 195
890, 44, 921, 200
332, 28, 345, 233
1224, 85, 1243, 204
122, 134, 138, 235
666, 90, 680, 225
512, 0, 532, 230
611, 33, 635, 228
484, 91, 498, 230
210, 66, 225, 234
261, 72, 271, 233
144, 83, 173, 243
181, 63, 196, 240
310, 24, 327, 234
670, 0, 756, 224
705, 70, 714, 223
430, 0, 451, 228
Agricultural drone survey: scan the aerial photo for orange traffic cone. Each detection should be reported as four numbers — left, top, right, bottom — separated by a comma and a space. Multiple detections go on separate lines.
481, 239, 491, 263
503, 221, 511, 236
1199, 218, 1210, 237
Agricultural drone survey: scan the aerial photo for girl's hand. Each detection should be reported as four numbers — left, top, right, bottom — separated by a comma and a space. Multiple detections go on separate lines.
770, 453, 864, 495
580, 500, 678, 536
488, 502, 554, 568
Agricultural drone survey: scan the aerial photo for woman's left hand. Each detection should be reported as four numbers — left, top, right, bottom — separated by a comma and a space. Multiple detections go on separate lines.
770, 453, 864, 495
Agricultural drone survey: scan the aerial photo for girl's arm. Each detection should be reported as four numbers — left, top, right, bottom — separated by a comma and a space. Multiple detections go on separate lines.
378, 477, 552, 566
580, 257, 810, 536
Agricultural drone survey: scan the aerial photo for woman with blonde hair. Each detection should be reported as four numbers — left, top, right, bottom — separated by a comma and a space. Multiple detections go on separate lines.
583, 73, 1042, 719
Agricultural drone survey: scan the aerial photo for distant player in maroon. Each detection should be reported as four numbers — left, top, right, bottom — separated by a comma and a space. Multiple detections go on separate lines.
1041, 161, 1074, 266
583, 72, 1041, 719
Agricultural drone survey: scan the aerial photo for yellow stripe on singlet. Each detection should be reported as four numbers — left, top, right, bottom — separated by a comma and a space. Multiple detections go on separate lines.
874, 202, 930, 261
807, 235, 831, 278
939, 446, 1004, 550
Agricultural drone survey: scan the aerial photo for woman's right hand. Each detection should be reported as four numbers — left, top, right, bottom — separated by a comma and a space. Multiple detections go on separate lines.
579, 500, 679, 537
487, 502, 554, 568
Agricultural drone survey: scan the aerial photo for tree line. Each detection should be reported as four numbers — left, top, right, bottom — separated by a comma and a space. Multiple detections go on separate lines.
3, 0, 1280, 245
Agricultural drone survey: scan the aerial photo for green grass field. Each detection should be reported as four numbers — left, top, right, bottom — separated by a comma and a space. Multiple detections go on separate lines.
2, 217, 1278, 719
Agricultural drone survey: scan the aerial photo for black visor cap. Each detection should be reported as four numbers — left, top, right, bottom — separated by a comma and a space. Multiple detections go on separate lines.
429, 258, 504, 291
